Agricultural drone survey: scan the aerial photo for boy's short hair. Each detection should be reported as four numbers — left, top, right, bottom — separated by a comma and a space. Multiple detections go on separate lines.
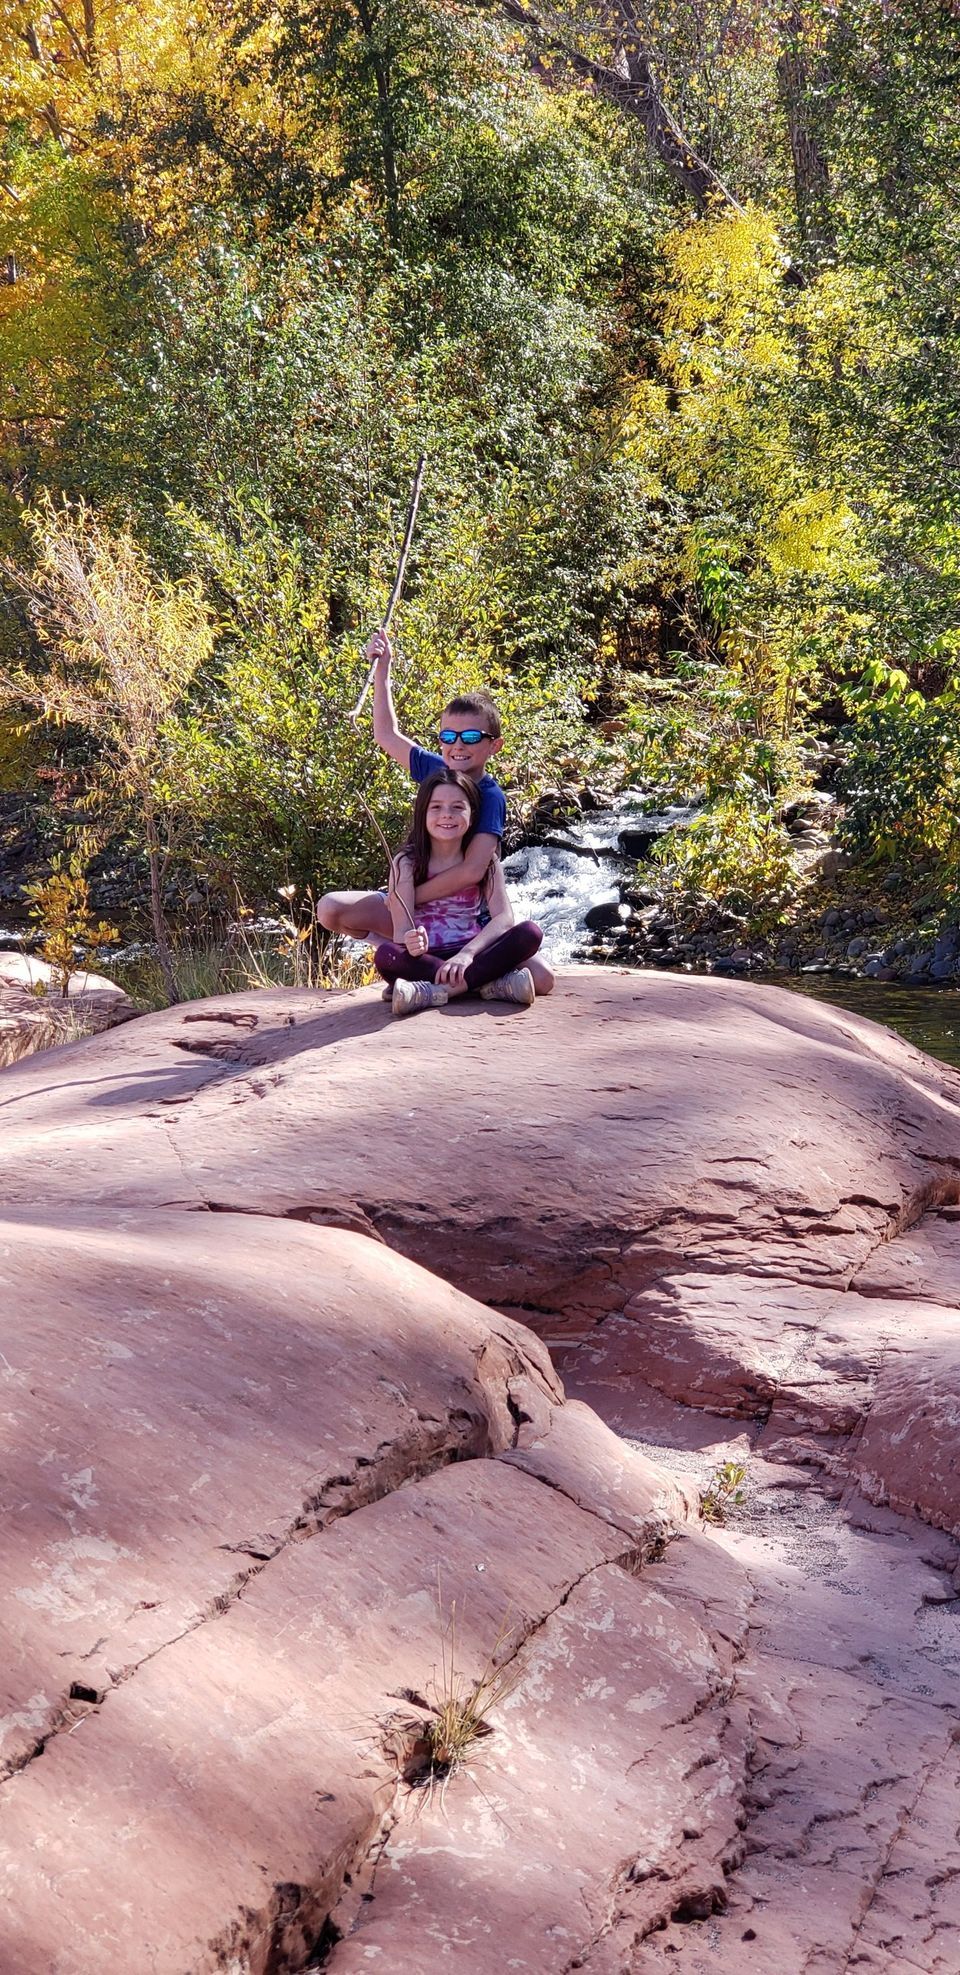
443, 691, 502, 741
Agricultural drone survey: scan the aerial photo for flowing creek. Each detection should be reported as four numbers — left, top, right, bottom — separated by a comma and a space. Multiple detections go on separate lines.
503, 789, 698, 963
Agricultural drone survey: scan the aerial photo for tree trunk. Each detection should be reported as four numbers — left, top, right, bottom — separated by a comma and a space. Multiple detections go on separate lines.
777, 5, 834, 257
472, 0, 741, 213
354, 0, 402, 245
144, 799, 179, 1006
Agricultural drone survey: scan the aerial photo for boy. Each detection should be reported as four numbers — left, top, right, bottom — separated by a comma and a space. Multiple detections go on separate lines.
317, 629, 554, 993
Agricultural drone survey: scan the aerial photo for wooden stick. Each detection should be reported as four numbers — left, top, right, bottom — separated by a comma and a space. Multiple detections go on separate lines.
354, 788, 419, 935
348, 452, 427, 724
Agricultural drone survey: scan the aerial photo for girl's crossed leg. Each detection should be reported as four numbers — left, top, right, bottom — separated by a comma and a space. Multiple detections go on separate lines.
316, 889, 393, 941
375, 919, 543, 996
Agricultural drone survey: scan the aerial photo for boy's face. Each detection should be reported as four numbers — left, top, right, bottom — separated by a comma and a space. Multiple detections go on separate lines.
437, 708, 503, 780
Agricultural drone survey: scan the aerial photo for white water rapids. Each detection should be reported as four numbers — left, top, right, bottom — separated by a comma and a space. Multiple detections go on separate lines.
504, 793, 697, 964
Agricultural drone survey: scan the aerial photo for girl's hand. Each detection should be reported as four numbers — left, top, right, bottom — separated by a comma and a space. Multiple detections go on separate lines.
364, 628, 393, 667
403, 924, 429, 957
435, 953, 471, 987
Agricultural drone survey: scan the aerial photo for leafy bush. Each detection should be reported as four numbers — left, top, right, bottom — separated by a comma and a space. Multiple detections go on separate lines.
653, 797, 799, 931
616, 659, 802, 807
23, 854, 118, 994
838, 661, 960, 871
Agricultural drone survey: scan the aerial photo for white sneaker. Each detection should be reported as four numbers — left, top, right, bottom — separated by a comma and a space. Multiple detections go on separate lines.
478, 968, 536, 1007
392, 979, 450, 1018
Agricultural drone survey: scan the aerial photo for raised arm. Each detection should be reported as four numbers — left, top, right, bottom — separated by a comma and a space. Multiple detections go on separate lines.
369, 630, 416, 770
413, 832, 499, 905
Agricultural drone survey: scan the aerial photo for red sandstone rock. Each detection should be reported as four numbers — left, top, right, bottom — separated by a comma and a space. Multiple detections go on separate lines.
0, 970, 957, 1285
0, 1203, 705, 1972
2, 968, 960, 1970
323, 1561, 750, 1974
4, 970, 957, 1549
634, 1459, 960, 1975
854, 1306, 960, 1536
504, 1394, 700, 1536
0, 1208, 556, 1775
0, 1430, 719, 1973
0, 951, 134, 1063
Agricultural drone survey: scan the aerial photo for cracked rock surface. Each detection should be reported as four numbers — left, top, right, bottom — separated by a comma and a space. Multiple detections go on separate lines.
617, 1402, 960, 1975
2, 968, 959, 1970
0, 1206, 705, 1972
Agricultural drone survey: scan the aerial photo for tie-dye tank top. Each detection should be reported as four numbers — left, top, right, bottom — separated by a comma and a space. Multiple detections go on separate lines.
417, 885, 485, 953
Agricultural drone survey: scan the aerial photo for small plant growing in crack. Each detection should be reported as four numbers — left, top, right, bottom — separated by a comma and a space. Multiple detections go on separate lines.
426, 1593, 519, 1782
388, 1590, 519, 1798
700, 1459, 748, 1526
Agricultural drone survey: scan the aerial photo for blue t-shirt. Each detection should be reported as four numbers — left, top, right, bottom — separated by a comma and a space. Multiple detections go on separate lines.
409, 746, 506, 841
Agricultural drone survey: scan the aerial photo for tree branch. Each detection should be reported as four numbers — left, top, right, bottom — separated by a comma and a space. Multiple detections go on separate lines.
470, 0, 742, 212
49, 2, 92, 68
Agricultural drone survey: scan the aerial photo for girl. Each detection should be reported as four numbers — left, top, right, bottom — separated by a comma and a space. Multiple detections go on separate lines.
375, 769, 543, 1017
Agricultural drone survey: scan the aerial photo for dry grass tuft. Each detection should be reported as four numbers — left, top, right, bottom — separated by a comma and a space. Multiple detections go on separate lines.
109, 919, 376, 1011
420, 1596, 519, 1784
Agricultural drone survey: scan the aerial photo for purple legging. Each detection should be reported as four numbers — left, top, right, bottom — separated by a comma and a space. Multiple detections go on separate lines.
375, 920, 543, 994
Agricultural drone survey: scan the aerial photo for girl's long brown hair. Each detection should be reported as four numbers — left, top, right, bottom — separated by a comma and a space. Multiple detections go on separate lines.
397, 769, 493, 891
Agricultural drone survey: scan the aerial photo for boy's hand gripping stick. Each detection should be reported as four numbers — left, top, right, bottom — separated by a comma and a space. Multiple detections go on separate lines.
348, 452, 427, 724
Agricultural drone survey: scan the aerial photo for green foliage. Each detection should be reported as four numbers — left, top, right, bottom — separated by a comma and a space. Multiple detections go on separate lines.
700, 1460, 748, 1526
163, 488, 595, 898
23, 853, 118, 995
617, 656, 803, 807
0, 497, 214, 997
839, 659, 960, 872
2, 0, 960, 929
653, 797, 798, 931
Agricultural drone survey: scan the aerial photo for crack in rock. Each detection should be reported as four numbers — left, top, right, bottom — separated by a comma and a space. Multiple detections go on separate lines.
0, 1408, 499, 1796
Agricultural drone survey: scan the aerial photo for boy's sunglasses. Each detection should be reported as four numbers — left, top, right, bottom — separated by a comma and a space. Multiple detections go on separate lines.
439, 727, 492, 745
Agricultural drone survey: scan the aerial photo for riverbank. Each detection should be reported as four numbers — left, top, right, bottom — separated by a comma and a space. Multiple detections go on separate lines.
587, 868, 960, 989
509, 783, 960, 996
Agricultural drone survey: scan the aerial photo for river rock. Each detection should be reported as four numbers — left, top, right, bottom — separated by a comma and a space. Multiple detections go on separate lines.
617, 818, 678, 860
810, 845, 851, 880
582, 888, 622, 930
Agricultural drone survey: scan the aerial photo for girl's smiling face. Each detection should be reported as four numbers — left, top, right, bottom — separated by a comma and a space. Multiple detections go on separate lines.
425, 784, 474, 846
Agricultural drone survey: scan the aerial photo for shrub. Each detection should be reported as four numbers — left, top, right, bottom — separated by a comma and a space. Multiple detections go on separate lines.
838, 666, 960, 873
23, 853, 118, 994
654, 797, 799, 931
616, 658, 801, 806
